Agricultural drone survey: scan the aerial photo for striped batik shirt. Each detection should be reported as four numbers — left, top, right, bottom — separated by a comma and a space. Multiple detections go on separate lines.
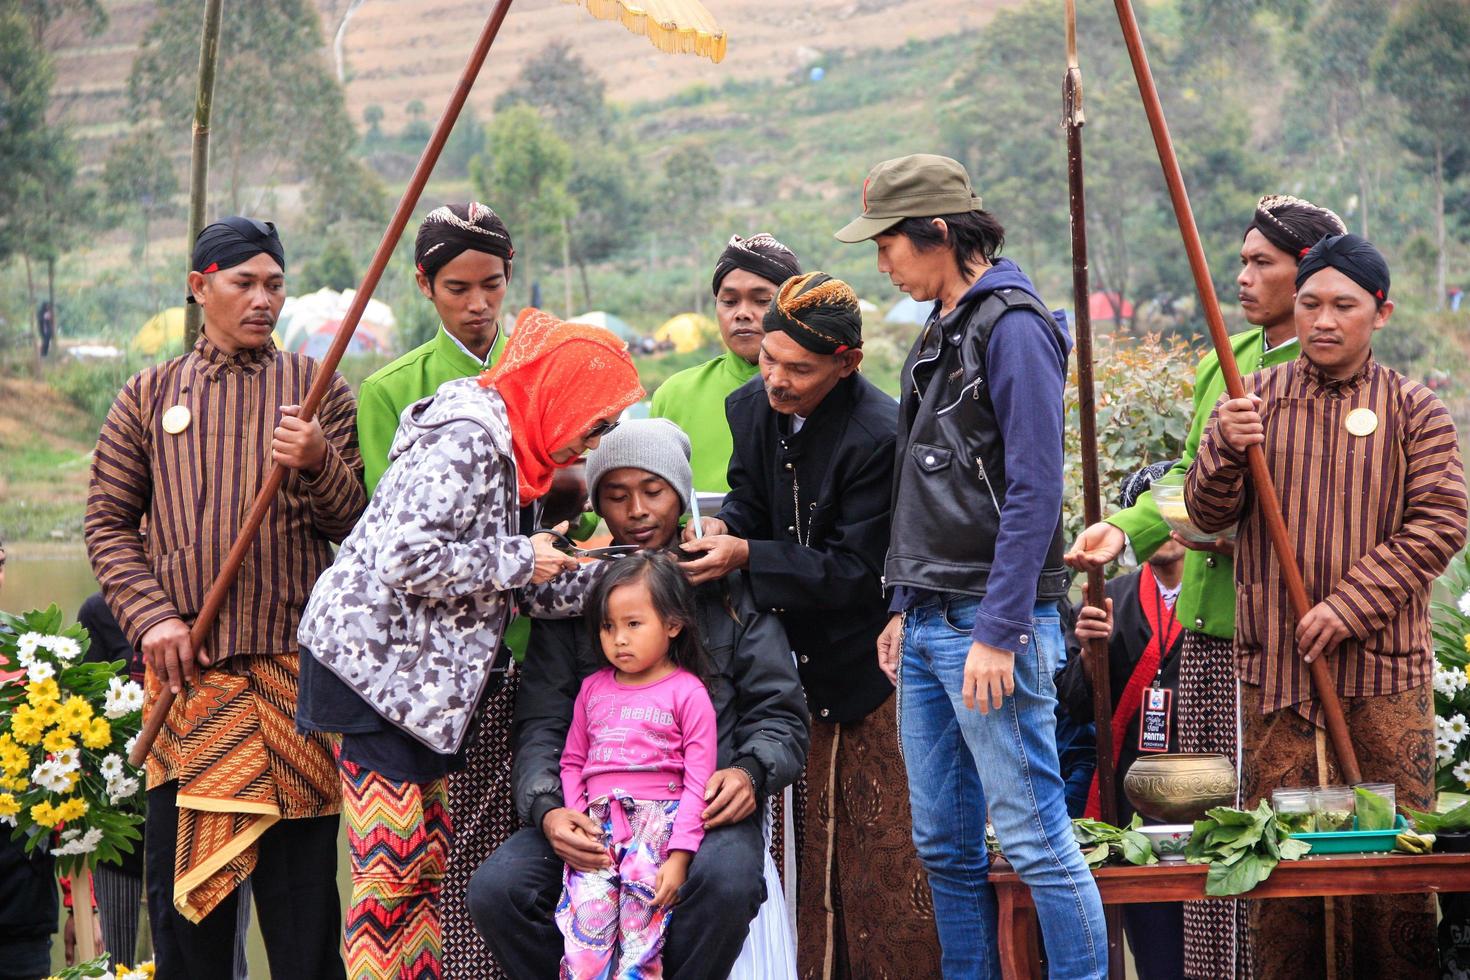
1185, 355, 1467, 721
85, 334, 366, 661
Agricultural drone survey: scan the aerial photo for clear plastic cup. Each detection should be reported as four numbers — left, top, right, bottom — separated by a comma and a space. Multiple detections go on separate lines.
1311, 786, 1355, 832
1272, 788, 1315, 834
1354, 782, 1396, 829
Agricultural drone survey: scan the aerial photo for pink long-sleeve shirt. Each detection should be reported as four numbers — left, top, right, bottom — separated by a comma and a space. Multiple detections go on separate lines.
560, 666, 718, 853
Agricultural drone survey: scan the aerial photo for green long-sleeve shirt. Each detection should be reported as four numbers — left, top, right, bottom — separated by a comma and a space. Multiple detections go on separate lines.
356, 325, 507, 495
1106, 327, 1299, 638
649, 349, 760, 493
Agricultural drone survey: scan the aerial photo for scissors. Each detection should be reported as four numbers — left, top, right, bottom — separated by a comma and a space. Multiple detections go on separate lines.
533, 527, 639, 560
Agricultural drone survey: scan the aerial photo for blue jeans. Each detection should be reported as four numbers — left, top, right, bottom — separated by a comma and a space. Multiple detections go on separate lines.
900, 596, 1107, 980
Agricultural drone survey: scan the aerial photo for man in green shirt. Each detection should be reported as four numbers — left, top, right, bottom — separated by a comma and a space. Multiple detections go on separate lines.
357, 202, 514, 494
1065, 194, 1345, 979
650, 233, 801, 493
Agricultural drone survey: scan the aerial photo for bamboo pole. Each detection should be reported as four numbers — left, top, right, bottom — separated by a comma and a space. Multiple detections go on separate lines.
183, 0, 224, 350
1063, 6, 1125, 975
131, 0, 519, 767
73, 871, 98, 963
1109, 0, 1361, 783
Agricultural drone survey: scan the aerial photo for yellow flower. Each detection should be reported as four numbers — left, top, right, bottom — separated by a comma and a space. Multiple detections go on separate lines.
42, 728, 75, 754
58, 696, 92, 734
11, 706, 45, 746
81, 717, 112, 750
1464, 633, 1470, 654
0, 794, 18, 819
31, 698, 62, 727
0, 737, 27, 776
55, 796, 87, 821
30, 801, 61, 828
24, 678, 59, 707
1, 776, 26, 792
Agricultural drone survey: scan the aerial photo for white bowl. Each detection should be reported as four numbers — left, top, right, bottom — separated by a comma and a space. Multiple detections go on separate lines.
1139, 823, 1195, 862
1151, 482, 1235, 544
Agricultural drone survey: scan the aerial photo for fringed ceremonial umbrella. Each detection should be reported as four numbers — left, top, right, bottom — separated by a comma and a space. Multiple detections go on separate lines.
566, 0, 727, 62
133, 0, 730, 765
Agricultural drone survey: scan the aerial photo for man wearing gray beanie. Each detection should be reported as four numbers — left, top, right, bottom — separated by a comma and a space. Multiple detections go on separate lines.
469, 418, 809, 980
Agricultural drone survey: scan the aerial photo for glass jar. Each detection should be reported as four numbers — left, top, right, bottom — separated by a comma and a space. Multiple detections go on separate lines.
1354, 782, 1396, 830
1311, 786, 1356, 831
1272, 788, 1315, 834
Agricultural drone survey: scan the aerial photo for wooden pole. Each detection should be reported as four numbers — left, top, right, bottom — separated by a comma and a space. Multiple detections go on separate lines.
1109, 0, 1361, 784
131, 0, 519, 767
183, 0, 223, 350
1063, 7, 1125, 975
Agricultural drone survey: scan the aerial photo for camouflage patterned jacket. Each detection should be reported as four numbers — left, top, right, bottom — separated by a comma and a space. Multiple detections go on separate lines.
298, 378, 595, 753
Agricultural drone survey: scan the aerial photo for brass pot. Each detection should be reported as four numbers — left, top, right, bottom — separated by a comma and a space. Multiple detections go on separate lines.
1123, 753, 1237, 824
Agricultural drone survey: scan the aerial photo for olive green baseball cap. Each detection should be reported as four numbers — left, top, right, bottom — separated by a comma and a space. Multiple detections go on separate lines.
834, 154, 985, 243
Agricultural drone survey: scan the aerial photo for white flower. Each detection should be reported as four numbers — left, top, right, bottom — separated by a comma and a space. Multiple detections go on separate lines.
1449, 714, 1470, 743
104, 678, 144, 719
24, 660, 55, 683
31, 760, 71, 793
1456, 761, 1470, 788
1458, 590, 1470, 617
43, 636, 81, 661
98, 754, 125, 782
13, 645, 38, 671
0, 811, 14, 827
124, 734, 138, 759
52, 826, 103, 856
1436, 667, 1469, 698
15, 633, 43, 658
107, 775, 140, 802
120, 971, 149, 980
52, 748, 80, 773
1438, 737, 1458, 764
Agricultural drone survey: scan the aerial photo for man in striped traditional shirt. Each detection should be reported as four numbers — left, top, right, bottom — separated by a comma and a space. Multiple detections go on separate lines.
1187, 234, 1467, 979
85, 217, 363, 979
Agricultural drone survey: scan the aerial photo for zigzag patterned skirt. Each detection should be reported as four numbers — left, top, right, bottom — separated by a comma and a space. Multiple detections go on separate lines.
338, 751, 452, 980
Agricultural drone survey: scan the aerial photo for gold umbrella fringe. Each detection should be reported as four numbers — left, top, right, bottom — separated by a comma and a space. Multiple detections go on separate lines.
567, 0, 728, 63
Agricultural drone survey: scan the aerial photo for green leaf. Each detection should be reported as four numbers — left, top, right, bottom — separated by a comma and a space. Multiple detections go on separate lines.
1120, 831, 1157, 866
1405, 800, 1470, 833
1204, 805, 1258, 826
1355, 787, 1394, 831
1278, 837, 1312, 861
1205, 852, 1270, 897
1084, 844, 1111, 868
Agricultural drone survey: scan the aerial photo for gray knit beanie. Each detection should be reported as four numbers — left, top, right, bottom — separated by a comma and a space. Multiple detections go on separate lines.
585, 418, 693, 514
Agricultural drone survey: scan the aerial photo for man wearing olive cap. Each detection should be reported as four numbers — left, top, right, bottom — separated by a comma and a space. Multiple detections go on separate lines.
1187, 234, 1466, 978
682, 272, 941, 977
86, 217, 363, 978
838, 154, 1108, 978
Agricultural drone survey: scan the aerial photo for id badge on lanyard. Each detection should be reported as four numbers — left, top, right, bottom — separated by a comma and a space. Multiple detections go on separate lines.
1138, 686, 1172, 753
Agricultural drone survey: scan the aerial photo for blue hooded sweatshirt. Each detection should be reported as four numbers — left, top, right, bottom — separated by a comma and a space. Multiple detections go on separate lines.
893, 259, 1074, 655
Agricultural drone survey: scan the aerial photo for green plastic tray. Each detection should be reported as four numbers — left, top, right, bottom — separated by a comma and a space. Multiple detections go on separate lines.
1290, 814, 1407, 854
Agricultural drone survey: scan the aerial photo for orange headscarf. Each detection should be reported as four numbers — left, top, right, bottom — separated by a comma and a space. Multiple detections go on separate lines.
483, 308, 644, 506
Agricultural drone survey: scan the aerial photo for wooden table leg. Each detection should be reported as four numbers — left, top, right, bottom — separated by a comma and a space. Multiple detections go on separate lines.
996, 883, 1044, 980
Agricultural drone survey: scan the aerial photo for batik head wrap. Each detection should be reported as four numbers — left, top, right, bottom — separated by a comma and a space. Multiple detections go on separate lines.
1246, 194, 1347, 261
762, 272, 863, 355
1116, 460, 1178, 510
187, 216, 285, 303
483, 308, 644, 505
711, 233, 802, 295
1295, 233, 1391, 306
415, 202, 514, 282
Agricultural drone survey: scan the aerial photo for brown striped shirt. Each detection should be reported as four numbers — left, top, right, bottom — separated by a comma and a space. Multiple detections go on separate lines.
1186, 355, 1467, 721
85, 334, 366, 661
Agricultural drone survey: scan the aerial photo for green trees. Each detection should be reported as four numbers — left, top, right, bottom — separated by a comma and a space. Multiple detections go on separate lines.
1373, 0, 1470, 309
129, 0, 383, 230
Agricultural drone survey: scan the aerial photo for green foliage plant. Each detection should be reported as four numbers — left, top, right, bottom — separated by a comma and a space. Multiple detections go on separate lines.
1184, 800, 1312, 897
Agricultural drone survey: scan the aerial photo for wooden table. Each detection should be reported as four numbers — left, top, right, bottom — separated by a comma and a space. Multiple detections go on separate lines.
990, 852, 1470, 979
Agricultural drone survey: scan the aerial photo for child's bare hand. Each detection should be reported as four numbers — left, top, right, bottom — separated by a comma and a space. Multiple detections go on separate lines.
653, 850, 692, 907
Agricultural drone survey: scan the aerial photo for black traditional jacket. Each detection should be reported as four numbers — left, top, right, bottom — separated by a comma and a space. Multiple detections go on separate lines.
719, 372, 897, 724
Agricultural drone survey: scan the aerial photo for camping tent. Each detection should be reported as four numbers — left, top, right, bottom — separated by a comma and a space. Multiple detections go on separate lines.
277, 288, 396, 357
569, 310, 636, 340
132, 306, 284, 356
1089, 290, 1134, 322
654, 312, 716, 353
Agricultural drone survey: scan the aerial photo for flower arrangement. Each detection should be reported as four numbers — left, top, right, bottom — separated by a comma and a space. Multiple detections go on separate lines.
0, 605, 145, 873
45, 956, 155, 980
1432, 552, 1470, 792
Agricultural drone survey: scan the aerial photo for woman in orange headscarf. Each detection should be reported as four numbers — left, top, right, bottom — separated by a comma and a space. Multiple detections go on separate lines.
298, 309, 643, 980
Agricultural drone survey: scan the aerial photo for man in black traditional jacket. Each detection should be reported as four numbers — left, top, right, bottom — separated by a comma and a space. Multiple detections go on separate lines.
468, 419, 809, 980
684, 272, 942, 978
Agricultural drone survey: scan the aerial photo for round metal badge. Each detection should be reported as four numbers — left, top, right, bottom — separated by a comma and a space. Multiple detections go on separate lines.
161, 405, 192, 435
1344, 408, 1378, 437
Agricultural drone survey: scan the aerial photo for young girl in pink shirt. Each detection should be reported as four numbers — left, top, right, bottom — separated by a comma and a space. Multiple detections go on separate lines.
556, 551, 718, 978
